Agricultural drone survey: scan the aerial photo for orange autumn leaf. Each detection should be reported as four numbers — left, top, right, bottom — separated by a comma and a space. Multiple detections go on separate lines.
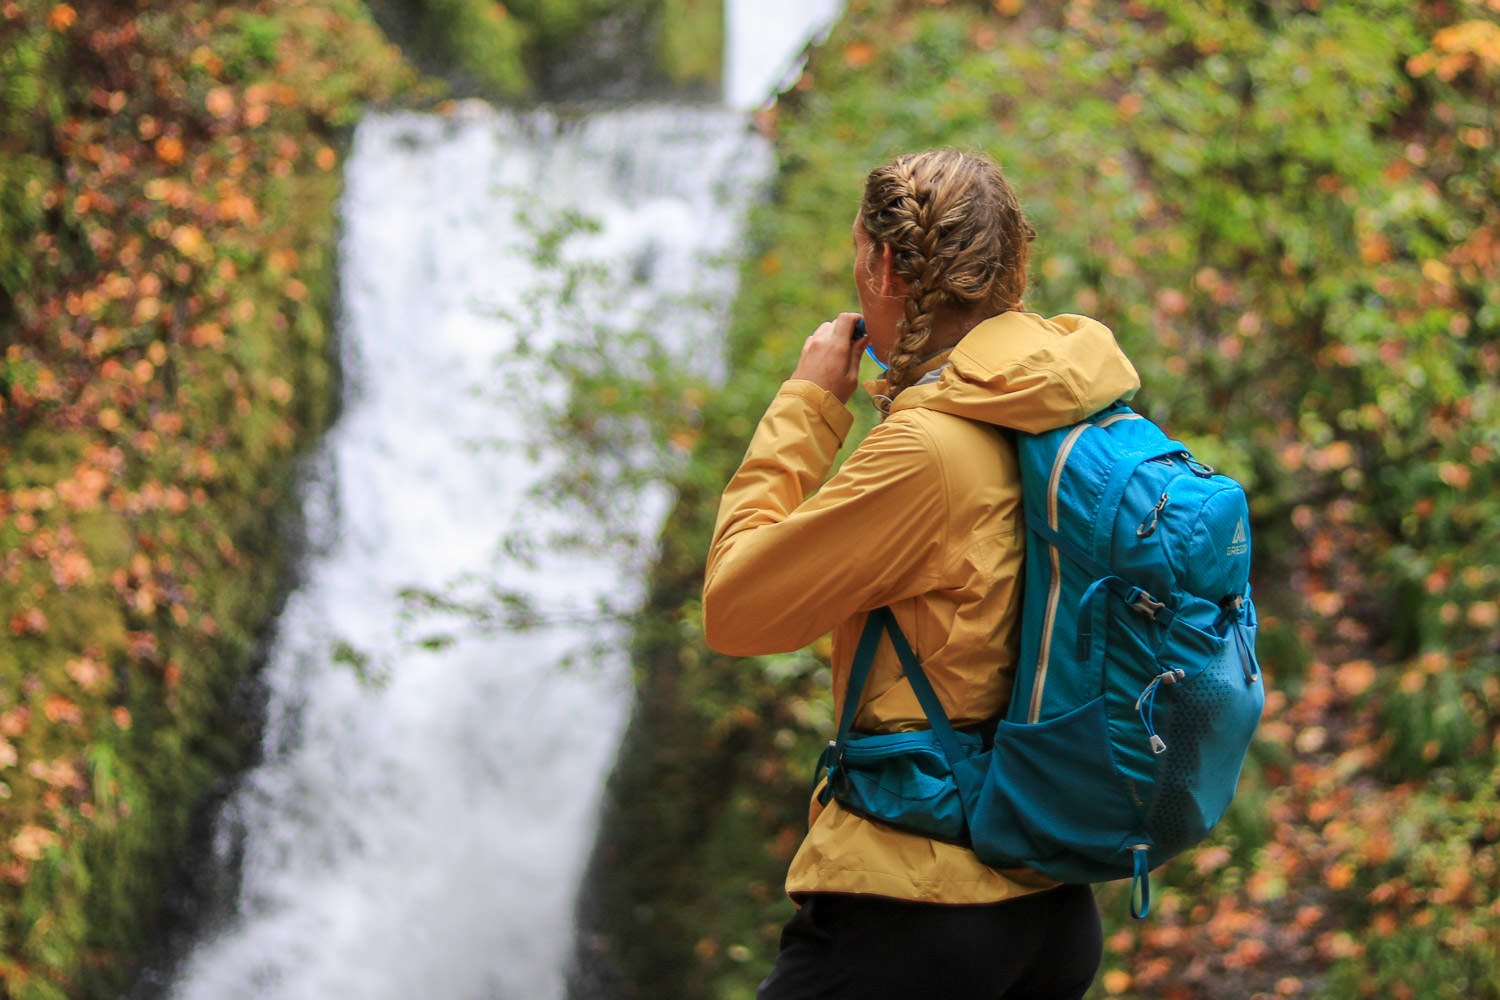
843, 42, 875, 68
1438, 462, 1472, 488
42, 695, 82, 726
154, 135, 184, 164
9, 607, 48, 636
205, 86, 235, 118
65, 656, 109, 692
47, 3, 75, 31
188, 322, 225, 348
26, 758, 81, 789
1333, 659, 1377, 698
1468, 601, 1499, 628
9, 825, 59, 863
1324, 862, 1356, 890
0, 708, 28, 739
50, 548, 93, 587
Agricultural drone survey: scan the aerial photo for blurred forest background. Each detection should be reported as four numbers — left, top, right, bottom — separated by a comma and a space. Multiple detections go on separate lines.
0, 0, 1496, 999
579, 2, 1500, 998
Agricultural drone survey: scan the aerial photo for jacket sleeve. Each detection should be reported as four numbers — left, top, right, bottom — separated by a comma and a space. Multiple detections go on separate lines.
703, 380, 949, 656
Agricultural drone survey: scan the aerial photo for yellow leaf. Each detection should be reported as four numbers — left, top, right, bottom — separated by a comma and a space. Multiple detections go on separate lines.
170, 224, 205, 257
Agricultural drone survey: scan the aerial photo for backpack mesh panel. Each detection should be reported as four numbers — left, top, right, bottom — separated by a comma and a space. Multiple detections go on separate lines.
1147, 662, 1236, 851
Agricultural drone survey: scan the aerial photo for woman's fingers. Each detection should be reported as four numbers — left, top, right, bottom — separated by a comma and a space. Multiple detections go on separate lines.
791, 313, 865, 403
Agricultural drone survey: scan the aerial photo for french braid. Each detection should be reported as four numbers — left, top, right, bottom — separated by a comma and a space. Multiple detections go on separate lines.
859, 150, 1036, 405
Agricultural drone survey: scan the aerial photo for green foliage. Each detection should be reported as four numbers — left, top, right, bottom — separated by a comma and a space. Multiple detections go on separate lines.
656, 0, 722, 87
372, 0, 722, 98
0, 15, 60, 313
219, 11, 285, 77
587, 0, 1500, 997
393, 0, 530, 96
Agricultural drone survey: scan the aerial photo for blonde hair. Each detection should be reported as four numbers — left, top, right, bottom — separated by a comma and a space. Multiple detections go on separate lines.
858, 149, 1035, 402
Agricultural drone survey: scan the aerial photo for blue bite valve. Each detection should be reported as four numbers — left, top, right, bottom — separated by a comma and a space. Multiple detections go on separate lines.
852, 317, 866, 340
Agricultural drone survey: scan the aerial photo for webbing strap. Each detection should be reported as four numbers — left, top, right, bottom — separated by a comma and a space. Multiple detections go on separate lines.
835, 610, 890, 747
834, 608, 967, 769
874, 608, 969, 767
1130, 846, 1152, 919
1024, 510, 1111, 582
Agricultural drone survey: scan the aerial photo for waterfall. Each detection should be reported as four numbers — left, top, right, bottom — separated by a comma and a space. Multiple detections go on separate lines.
160, 106, 768, 1000
724, 0, 844, 108
153, 4, 843, 997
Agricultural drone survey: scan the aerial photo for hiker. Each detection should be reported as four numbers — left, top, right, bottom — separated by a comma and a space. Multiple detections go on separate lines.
703, 149, 1142, 997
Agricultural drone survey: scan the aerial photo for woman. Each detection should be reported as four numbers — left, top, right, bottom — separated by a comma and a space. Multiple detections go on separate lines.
703, 150, 1140, 997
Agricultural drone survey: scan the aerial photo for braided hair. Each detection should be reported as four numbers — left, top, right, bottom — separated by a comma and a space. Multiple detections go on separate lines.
858, 150, 1036, 405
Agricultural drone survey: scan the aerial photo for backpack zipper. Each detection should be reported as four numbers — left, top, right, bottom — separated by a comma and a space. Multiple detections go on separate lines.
1029, 411, 1143, 723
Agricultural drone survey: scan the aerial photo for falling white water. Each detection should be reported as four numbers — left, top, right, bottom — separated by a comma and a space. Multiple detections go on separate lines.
163, 106, 770, 1000
724, 0, 844, 108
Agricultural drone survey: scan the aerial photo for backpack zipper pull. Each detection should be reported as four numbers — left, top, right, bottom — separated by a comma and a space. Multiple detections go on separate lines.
1136, 492, 1169, 538
1135, 668, 1185, 753
1222, 595, 1259, 684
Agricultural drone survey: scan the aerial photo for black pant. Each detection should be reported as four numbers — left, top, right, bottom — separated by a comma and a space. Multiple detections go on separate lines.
756, 884, 1102, 1000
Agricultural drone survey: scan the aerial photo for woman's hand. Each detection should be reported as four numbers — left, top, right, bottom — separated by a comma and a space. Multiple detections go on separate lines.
790, 312, 867, 404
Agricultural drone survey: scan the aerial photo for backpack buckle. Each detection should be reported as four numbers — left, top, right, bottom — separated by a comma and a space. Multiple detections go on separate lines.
1126, 587, 1166, 619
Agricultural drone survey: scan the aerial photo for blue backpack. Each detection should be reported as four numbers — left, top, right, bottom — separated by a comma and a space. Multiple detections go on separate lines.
821, 402, 1264, 917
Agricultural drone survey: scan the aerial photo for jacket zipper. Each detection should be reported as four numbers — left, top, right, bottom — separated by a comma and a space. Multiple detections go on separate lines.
1028, 412, 1142, 723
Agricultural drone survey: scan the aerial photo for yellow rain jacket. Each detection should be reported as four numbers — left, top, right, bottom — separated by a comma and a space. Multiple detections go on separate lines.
703, 311, 1140, 904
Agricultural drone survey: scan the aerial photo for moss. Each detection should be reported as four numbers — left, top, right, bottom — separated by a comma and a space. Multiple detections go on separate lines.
0, 2, 419, 996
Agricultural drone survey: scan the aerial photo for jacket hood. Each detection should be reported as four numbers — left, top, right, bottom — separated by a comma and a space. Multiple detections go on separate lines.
884, 311, 1140, 434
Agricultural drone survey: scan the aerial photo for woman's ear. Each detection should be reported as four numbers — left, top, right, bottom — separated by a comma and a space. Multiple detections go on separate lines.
878, 244, 907, 298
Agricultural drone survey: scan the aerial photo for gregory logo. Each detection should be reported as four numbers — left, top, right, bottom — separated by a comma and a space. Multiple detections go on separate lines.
1227, 519, 1248, 557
